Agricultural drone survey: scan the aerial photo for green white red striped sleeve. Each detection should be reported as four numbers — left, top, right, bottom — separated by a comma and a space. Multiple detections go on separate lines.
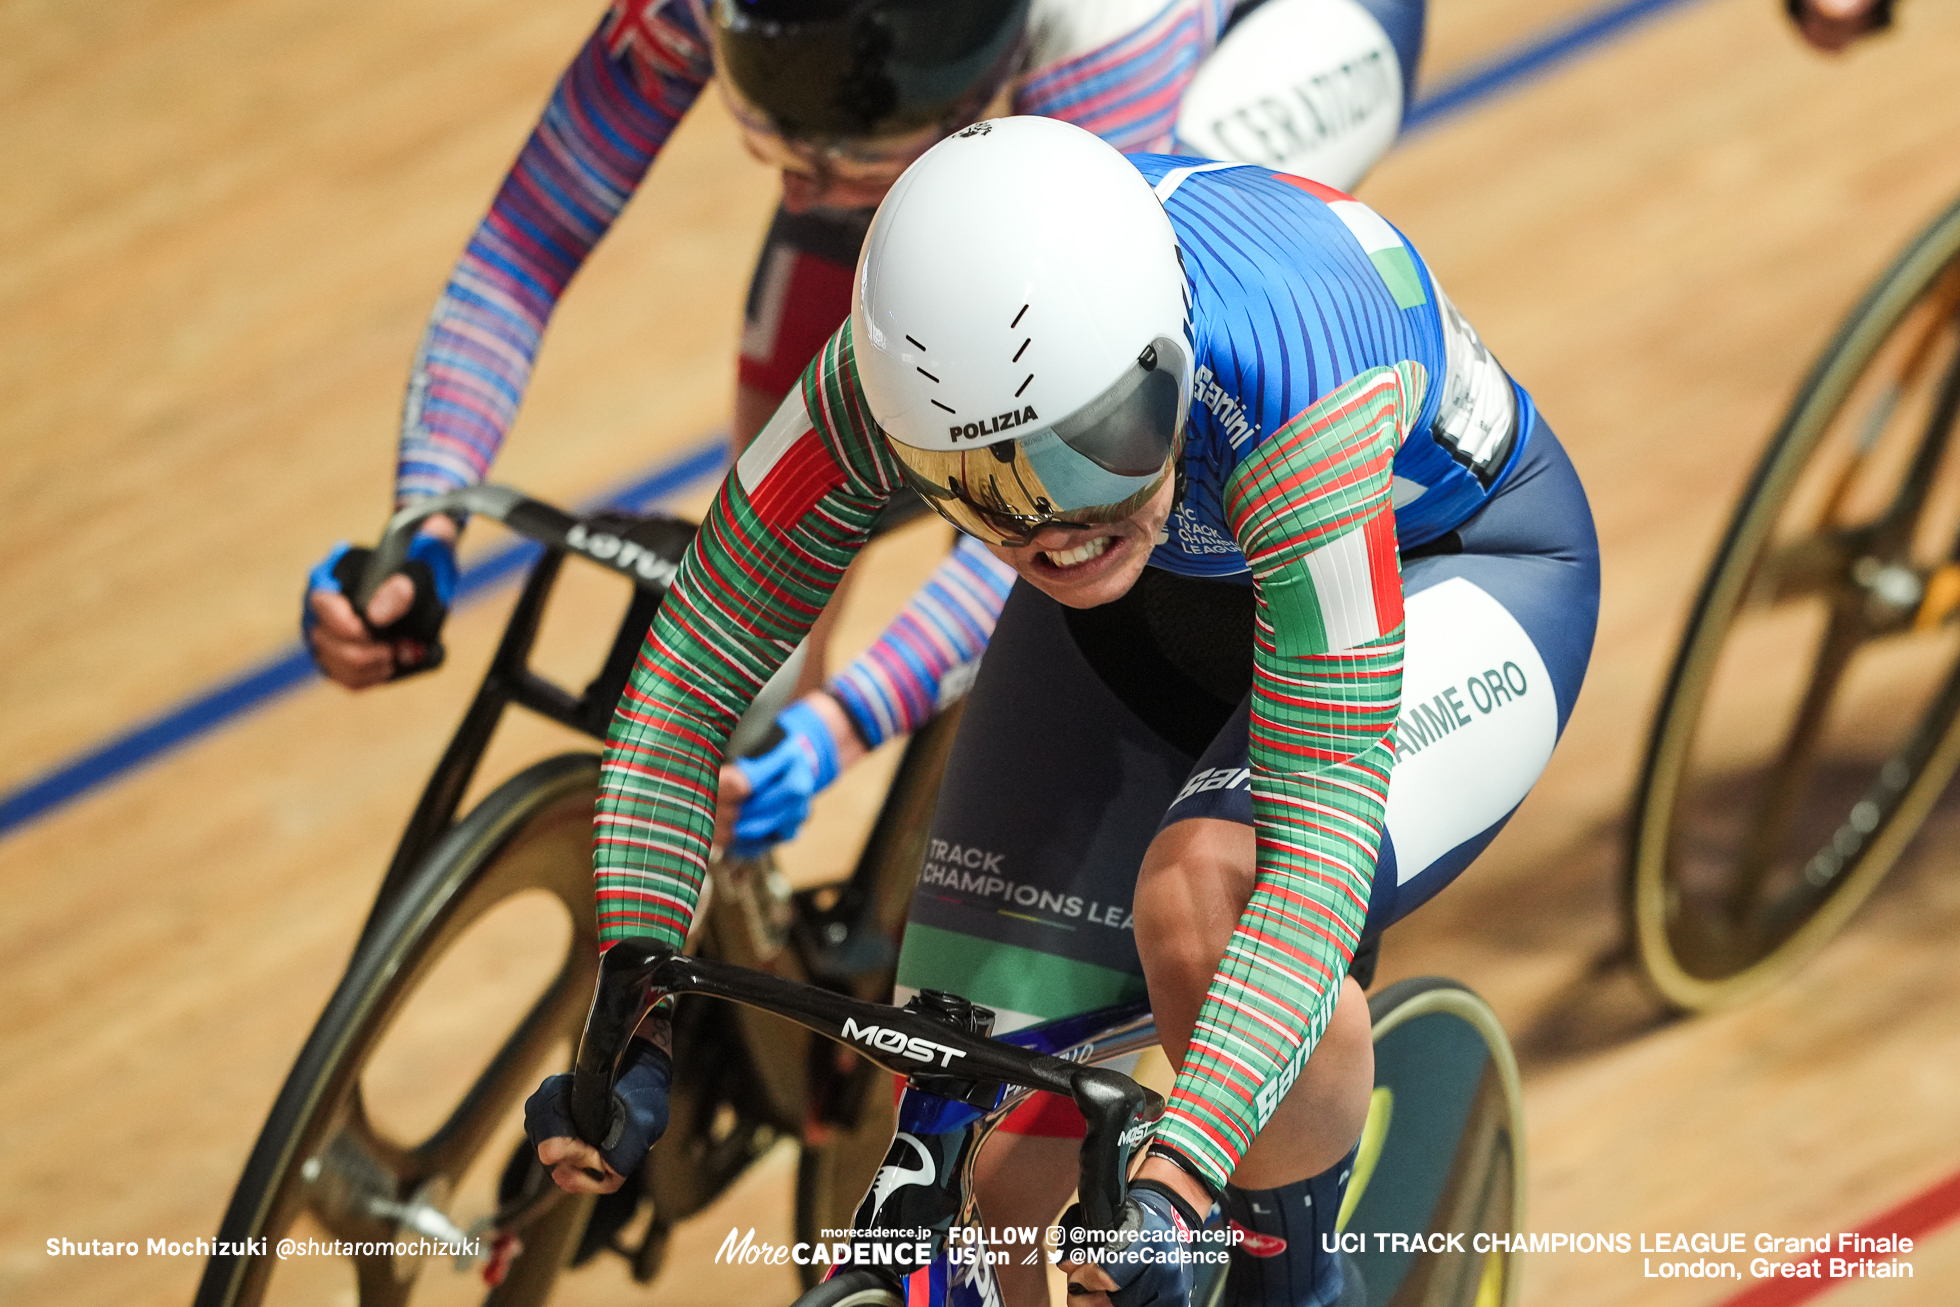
593, 323, 903, 947
1155, 362, 1426, 1189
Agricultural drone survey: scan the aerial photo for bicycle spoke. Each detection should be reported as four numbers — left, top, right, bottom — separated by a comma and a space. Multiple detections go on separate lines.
418, 955, 589, 1181
1730, 333, 1960, 913
310, 1093, 498, 1302
1777, 655, 1960, 927
1810, 267, 1960, 530
1730, 597, 1868, 915
1747, 530, 1855, 608
307, 1092, 422, 1240
1754, 324, 1960, 626
1869, 313, 1960, 552
1630, 203, 1960, 1009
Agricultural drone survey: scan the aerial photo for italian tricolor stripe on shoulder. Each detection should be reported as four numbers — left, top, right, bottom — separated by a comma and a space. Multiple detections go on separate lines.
735, 389, 847, 530
1276, 174, 1427, 311
1227, 362, 1424, 654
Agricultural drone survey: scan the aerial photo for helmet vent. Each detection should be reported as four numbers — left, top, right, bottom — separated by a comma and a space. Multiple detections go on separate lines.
916, 367, 941, 382
1010, 303, 1028, 329
1014, 375, 1033, 397
1012, 338, 1029, 362
932, 400, 957, 414
906, 334, 926, 349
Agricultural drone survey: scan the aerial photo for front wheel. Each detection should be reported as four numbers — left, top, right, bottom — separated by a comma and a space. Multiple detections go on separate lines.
1339, 978, 1526, 1307
194, 754, 604, 1307
787, 1268, 907, 1307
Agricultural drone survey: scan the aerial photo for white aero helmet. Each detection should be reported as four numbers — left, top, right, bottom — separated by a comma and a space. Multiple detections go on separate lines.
852, 115, 1193, 546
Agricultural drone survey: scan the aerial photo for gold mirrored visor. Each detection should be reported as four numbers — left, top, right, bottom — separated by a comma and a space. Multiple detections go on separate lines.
885, 337, 1189, 547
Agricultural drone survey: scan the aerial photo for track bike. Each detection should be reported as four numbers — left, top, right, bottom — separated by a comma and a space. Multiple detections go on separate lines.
195, 483, 957, 1306
195, 487, 1528, 1306
1628, 191, 1960, 1010
569, 941, 1527, 1307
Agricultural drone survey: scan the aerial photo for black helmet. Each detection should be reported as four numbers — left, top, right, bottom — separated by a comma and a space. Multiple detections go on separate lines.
713, 0, 1031, 145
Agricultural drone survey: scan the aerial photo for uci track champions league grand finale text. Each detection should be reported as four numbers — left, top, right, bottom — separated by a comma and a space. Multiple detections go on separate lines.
691, 1222, 1919, 1287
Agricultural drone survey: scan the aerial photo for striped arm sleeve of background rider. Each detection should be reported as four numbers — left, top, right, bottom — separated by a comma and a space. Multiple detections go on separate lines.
395, 6, 709, 503
1152, 363, 1422, 1188
826, 534, 1017, 747
593, 324, 903, 948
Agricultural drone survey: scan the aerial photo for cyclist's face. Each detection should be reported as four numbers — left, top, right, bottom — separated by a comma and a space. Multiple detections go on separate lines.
738, 128, 922, 212
776, 165, 904, 215
984, 475, 1178, 609
729, 85, 1016, 214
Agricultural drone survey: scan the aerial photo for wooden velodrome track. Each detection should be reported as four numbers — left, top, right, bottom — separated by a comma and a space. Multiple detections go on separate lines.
5, 0, 1960, 1303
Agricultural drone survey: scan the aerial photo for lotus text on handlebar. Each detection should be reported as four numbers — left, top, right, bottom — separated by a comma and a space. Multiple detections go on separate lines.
563, 522, 679, 586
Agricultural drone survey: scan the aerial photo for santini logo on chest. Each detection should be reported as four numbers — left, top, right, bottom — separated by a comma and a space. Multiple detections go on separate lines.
949, 407, 1039, 441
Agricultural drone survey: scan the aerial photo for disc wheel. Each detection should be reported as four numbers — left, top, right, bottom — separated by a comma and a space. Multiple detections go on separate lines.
194, 754, 604, 1307
1628, 193, 1960, 1010
1340, 978, 1526, 1307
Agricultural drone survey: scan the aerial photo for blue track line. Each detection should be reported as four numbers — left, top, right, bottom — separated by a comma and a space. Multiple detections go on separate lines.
1405, 0, 1705, 133
0, 0, 1711, 840
0, 439, 728, 839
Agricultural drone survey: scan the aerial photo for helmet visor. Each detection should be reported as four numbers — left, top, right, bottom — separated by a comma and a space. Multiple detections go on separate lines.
885, 337, 1189, 546
713, 0, 1029, 144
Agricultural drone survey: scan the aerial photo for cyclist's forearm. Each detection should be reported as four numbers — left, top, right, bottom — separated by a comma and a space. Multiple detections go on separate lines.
395, 17, 703, 503
1160, 617, 1402, 1188
593, 485, 846, 948
1152, 364, 1418, 1189
825, 533, 1016, 746
593, 329, 904, 948
1155, 706, 1395, 1187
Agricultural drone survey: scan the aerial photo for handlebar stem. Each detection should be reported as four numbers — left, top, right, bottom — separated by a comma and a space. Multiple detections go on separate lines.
572, 940, 1164, 1234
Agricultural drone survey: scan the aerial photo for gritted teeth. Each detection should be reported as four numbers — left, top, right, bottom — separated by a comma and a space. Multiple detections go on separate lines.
1044, 537, 1111, 568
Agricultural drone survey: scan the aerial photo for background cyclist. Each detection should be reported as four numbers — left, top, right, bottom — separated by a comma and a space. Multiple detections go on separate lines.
302, 0, 1429, 858
523, 117, 1599, 1307
1787, 0, 1891, 51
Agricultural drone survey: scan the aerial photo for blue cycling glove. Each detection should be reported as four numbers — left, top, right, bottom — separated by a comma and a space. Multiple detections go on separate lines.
1063, 1181, 1209, 1307
524, 1040, 672, 1179
729, 697, 843, 856
302, 534, 459, 679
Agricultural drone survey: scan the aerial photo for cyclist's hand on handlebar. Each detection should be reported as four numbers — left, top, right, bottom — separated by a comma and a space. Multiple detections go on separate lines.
524, 1040, 672, 1195
716, 693, 867, 856
533, 1136, 625, 1195
302, 523, 458, 688
1061, 1182, 1207, 1307
305, 571, 420, 688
